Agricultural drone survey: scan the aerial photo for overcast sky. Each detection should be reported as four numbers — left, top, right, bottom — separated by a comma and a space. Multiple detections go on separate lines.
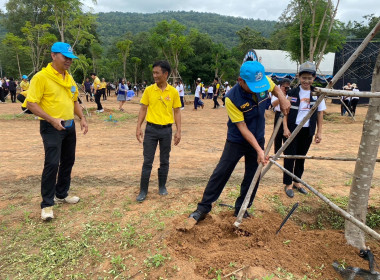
0, 0, 378, 23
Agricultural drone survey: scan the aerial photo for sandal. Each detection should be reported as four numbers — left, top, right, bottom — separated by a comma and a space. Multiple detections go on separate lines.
284, 185, 294, 198
293, 184, 307, 194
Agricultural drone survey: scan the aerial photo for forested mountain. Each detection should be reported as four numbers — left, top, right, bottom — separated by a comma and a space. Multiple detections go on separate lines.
96, 11, 277, 48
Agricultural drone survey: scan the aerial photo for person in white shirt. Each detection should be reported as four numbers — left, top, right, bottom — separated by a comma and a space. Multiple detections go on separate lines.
350, 83, 359, 116
193, 78, 204, 110
176, 79, 185, 109
282, 62, 326, 198
222, 81, 231, 107
271, 78, 291, 153
207, 85, 213, 99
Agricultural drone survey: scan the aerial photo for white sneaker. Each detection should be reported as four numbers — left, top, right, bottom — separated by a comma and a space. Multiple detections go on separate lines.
41, 206, 54, 221
99, 109, 104, 113
54, 195, 80, 204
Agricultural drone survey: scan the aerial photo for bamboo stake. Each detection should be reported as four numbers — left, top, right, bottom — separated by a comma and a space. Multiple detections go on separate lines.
272, 155, 380, 162
269, 159, 380, 241
314, 88, 380, 98
234, 114, 283, 228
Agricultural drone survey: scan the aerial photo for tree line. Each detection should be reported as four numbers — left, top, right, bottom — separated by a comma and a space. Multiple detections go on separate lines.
0, 0, 378, 88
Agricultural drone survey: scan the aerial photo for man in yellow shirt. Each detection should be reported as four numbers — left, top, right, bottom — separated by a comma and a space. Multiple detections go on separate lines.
212, 77, 220, 109
100, 78, 107, 100
20, 75, 29, 93
136, 60, 181, 202
91, 72, 103, 113
189, 61, 290, 223
26, 42, 88, 221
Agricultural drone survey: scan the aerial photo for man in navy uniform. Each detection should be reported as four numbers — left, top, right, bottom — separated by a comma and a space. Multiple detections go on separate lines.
189, 61, 290, 222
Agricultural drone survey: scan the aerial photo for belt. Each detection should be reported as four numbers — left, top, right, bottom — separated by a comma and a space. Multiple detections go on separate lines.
147, 122, 172, 128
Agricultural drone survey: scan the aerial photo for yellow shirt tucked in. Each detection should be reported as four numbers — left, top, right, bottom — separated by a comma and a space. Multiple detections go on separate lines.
226, 76, 276, 123
26, 63, 78, 120
20, 80, 29, 91
100, 81, 107, 89
93, 77, 101, 91
140, 83, 181, 125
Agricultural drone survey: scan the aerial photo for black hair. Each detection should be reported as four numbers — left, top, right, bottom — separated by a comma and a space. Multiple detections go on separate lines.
119, 78, 123, 84
9, 77, 14, 81
152, 60, 171, 75
90, 72, 96, 76
214, 77, 218, 81
279, 78, 291, 86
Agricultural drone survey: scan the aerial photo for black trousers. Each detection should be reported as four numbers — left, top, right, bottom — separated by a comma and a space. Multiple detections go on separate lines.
101, 88, 106, 100
197, 139, 264, 214
283, 127, 313, 185
0, 88, 4, 102
213, 95, 219, 108
107, 88, 111, 96
350, 99, 359, 116
274, 111, 284, 153
10, 90, 16, 102
180, 96, 184, 108
140, 124, 172, 188
40, 121, 76, 208
94, 90, 103, 110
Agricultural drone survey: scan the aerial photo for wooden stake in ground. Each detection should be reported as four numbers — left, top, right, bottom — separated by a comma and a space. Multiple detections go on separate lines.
270, 159, 380, 241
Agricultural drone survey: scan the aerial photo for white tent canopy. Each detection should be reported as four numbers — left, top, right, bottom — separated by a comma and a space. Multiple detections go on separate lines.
255, 49, 335, 77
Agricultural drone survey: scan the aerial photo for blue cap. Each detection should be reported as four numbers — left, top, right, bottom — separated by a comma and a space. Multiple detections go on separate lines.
51, 42, 78, 59
240, 61, 270, 93
22, 75, 28, 79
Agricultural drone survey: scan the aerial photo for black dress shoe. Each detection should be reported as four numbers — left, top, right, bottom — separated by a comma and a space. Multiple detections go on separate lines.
234, 209, 251, 218
189, 210, 206, 223
293, 185, 307, 194
284, 186, 294, 198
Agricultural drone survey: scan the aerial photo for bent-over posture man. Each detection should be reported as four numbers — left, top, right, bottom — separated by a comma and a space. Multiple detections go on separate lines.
26, 42, 88, 221
136, 60, 181, 202
189, 61, 290, 222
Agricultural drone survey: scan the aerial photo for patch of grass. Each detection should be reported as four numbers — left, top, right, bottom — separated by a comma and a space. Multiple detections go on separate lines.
108, 254, 127, 276
266, 194, 288, 216
367, 207, 380, 228
274, 267, 308, 279
144, 252, 170, 268
0, 224, 93, 279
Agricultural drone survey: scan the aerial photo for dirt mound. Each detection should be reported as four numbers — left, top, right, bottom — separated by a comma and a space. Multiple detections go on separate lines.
167, 210, 379, 279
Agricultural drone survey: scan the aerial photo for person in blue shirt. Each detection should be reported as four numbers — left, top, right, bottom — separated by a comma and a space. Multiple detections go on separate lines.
189, 61, 290, 223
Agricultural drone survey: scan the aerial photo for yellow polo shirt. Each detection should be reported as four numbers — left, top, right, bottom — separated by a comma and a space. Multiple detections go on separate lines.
26, 63, 78, 120
140, 83, 181, 125
20, 80, 29, 91
100, 81, 107, 89
93, 77, 101, 91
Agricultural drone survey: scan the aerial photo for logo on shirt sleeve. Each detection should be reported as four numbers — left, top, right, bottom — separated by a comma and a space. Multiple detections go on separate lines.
290, 97, 298, 102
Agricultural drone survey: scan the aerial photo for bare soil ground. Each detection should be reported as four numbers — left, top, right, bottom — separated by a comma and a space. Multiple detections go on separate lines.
0, 93, 379, 280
